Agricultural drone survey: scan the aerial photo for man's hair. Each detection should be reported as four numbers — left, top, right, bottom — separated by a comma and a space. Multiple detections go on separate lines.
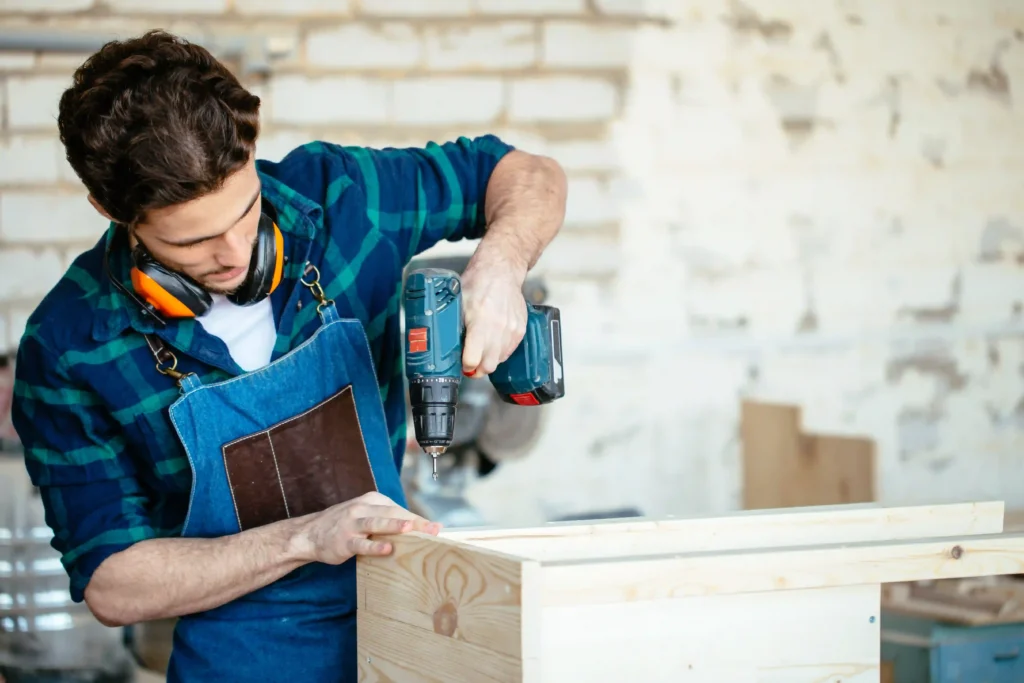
58, 30, 261, 226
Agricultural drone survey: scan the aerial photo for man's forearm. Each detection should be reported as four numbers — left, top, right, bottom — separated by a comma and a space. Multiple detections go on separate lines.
477, 150, 567, 278
84, 515, 311, 626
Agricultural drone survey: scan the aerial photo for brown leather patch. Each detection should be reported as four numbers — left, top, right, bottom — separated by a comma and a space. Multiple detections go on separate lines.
221, 386, 378, 532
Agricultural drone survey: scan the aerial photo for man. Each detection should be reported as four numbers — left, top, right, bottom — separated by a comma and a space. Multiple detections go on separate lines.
11, 30, 565, 682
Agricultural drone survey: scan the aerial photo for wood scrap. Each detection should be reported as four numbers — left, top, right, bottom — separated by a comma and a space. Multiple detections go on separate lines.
882, 576, 1024, 626
741, 400, 875, 509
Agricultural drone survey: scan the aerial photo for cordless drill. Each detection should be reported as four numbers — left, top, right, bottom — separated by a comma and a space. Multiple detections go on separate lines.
403, 268, 565, 479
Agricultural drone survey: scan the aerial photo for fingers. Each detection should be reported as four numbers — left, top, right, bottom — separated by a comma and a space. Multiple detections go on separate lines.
348, 536, 393, 556
357, 516, 412, 535
462, 322, 485, 377
346, 515, 443, 557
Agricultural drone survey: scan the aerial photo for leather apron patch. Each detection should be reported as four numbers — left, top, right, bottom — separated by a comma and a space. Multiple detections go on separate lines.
220, 385, 378, 531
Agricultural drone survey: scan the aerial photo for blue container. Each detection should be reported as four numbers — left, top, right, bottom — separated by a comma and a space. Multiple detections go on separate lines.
882, 610, 1024, 683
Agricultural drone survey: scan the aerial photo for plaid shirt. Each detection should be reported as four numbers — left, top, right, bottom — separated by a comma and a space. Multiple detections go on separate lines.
11, 135, 514, 603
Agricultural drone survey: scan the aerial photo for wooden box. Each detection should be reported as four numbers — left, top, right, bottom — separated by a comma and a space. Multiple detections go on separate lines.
357, 501, 1024, 682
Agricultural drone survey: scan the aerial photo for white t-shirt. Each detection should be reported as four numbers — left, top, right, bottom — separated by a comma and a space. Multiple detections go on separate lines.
196, 294, 277, 372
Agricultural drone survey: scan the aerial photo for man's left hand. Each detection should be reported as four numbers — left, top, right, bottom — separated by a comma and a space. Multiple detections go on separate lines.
459, 247, 528, 379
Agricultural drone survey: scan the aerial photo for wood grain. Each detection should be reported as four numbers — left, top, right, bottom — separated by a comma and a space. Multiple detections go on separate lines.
358, 609, 522, 683
443, 501, 1005, 562
540, 532, 1024, 606
357, 531, 541, 677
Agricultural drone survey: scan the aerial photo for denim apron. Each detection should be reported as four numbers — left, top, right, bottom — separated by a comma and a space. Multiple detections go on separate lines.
150, 266, 406, 682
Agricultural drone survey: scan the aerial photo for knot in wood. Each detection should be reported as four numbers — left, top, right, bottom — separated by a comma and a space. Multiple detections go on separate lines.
433, 599, 458, 637
950, 544, 963, 560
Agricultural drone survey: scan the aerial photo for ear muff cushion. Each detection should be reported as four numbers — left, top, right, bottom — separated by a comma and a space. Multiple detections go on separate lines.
229, 216, 283, 306
130, 267, 210, 318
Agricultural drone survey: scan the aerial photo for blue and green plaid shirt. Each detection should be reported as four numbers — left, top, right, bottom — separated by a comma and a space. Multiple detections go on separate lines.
11, 135, 514, 603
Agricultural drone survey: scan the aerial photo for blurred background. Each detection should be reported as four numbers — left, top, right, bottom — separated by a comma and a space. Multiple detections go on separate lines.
0, 0, 1022, 681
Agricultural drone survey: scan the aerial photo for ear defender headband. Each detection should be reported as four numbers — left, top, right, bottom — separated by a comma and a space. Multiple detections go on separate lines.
119, 210, 285, 321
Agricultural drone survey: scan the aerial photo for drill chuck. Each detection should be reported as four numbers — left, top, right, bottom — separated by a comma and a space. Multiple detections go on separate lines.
407, 376, 460, 450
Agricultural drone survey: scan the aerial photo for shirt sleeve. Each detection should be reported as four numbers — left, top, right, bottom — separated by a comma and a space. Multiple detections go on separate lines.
11, 333, 158, 604
330, 134, 516, 264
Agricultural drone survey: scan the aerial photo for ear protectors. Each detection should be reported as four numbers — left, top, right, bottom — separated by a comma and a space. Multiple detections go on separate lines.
122, 210, 285, 320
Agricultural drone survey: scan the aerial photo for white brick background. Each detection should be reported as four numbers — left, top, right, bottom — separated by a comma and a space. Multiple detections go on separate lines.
0, 0, 1022, 523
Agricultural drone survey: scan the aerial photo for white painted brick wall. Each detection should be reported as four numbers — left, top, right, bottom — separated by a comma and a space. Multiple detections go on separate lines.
0, 192, 108, 244
509, 77, 619, 122
6, 76, 69, 130
306, 24, 422, 69
0, 137, 61, 185
424, 23, 536, 70
360, 0, 472, 16
476, 0, 585, 14
268, 76, 390, 124
234, 0, 353, 15
542, 22, 635, 68
563, 176, 620, 225
392, 78, 504, 125
0, 248, 64, 300
0, 0, 93, 11
5, 307, 31, 353
0, 53, 36, 70
103, 0, 227, 12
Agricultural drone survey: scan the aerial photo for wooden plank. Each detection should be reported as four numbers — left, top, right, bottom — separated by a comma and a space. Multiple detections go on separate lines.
742, 400, 802, 509
357, 532, 541, 670
741, 399, 875, 509
540, 532, 1024, 606
442, 501, 1005, 562
804, 432, 875, 505
540, 585, 881, 683
358, 609, 523, 683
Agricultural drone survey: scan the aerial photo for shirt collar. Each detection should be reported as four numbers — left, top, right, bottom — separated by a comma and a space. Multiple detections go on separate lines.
91, 168, 324, 343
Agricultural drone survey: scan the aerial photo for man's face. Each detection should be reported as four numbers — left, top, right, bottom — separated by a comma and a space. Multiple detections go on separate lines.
129, 160, 263, 295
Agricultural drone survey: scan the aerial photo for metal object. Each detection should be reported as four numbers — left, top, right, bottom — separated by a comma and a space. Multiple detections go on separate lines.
0, 29, 293, 75
0, 450, 134, 681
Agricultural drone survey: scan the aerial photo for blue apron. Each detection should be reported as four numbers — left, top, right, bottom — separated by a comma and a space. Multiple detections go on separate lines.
153, 266, 406, 682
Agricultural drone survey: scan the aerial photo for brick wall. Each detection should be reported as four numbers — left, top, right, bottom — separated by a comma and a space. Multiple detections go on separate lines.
0, 1, 1021, 523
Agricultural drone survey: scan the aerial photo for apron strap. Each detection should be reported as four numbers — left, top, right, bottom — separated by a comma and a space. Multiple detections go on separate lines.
143, 333, 175, 367
143, 333, 198, 391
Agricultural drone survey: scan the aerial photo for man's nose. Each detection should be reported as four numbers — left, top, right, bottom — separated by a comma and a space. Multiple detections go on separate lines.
218, 228, 253, 267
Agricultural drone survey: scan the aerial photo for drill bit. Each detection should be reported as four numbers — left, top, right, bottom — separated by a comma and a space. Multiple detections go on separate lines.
426, 446, 444, 481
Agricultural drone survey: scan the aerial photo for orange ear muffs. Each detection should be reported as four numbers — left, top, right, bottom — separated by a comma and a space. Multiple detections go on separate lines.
227, 213, 284, 308
129, 212, 284, 319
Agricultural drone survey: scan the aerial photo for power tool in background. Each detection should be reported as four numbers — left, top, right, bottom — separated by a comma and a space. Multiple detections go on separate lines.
403, 267, 565, 479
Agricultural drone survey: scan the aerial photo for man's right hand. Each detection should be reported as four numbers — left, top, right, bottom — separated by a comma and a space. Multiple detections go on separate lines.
293, 491, 441, 566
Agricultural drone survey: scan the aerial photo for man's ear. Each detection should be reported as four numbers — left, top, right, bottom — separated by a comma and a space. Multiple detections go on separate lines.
88, 194, 115, 221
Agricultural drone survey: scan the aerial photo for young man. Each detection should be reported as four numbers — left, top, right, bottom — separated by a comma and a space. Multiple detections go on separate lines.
11, 30, 565, 682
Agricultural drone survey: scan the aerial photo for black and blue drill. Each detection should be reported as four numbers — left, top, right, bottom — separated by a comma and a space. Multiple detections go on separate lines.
403, 268, 565, 479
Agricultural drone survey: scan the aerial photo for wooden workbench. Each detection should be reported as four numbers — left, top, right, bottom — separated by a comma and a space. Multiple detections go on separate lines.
356, 500, 1024, 682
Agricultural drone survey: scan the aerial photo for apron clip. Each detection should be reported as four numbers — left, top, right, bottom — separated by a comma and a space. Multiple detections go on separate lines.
300, 263, 334, 313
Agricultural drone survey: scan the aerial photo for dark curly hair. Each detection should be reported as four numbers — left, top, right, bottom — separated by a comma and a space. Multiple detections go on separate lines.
57, 30, 261, 226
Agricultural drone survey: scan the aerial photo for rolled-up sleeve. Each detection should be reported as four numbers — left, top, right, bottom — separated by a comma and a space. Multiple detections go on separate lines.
331, 134, 516, 264
12, 334, 157, 603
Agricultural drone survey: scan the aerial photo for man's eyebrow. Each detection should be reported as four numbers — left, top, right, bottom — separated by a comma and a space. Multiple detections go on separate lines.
160, 188, 262, 247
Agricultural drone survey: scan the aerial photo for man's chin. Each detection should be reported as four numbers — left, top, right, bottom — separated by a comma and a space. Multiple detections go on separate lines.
201, 274, 247, 296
